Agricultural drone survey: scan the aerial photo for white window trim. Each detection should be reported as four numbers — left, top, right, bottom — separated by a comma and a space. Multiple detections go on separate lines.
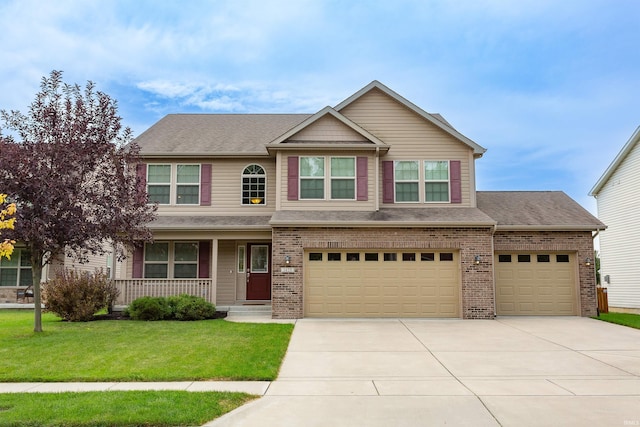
147, 164, 202, 206
424, 160, 451, 204
299, 156, 326, 200
330, 156, 356, 201
241, 164, 267, 206
393, 160, 420, 204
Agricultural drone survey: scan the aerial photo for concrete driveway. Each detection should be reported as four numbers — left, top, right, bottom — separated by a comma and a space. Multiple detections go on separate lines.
207, 317, 640, 427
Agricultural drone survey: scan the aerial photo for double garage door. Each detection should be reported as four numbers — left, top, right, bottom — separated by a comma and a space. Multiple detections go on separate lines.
495, 252, 577, 315
304, 250, 460, 318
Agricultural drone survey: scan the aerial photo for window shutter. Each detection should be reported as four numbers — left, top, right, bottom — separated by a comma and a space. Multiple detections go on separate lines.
198, 241, 210, 278
136, 163, 147, 188
382, 161, 394, 203
200, 164, 212, 206
132, 245, 144, 278
356, 156, 368, 201
450, 160, 462, 204
287, 156, 299, 201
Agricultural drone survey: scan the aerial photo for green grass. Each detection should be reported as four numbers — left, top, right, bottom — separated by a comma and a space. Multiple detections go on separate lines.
0, 310, 294, 382
596, 312, 640, 329
0, 390, 256, 427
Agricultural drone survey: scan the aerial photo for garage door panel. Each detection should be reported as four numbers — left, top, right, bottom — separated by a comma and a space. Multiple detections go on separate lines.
496, 252, 577, 316
305, 250, 460, 318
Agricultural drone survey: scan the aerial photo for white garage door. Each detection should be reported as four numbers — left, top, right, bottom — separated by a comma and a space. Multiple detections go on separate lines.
304, 250, 460, 318
495, 252, 577, 315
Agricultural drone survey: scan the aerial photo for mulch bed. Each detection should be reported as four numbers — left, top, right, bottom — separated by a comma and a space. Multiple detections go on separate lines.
92, 311, 228, 321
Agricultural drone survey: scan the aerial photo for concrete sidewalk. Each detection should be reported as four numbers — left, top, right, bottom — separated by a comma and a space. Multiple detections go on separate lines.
0, 381, 270, 395
206, 317, 640, 427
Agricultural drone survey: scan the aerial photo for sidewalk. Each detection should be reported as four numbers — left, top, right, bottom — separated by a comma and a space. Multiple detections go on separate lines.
0, 381, 270, 395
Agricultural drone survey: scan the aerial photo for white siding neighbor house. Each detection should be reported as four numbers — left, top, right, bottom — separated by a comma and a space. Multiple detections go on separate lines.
590, 126, 640, 313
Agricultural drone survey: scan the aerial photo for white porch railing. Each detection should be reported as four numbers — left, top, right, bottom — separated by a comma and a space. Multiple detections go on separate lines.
113, 279, 215, 305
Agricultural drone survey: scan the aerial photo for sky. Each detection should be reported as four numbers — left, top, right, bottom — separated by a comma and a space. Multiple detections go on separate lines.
1, 0, 639, 215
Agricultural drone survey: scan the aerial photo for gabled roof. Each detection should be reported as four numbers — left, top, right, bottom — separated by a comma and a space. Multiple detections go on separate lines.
477, 191, 605, 231
266, 106, 388, 152
135, 114, 310, 157
335, 80, 487, 157
590, 126, 640, 196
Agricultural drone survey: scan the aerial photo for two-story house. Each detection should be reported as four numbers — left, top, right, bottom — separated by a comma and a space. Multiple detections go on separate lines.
116, 81, 604, 319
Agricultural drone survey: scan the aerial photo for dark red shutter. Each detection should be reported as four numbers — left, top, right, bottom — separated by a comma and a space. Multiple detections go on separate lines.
382, 161, 394, 203
198, 241, 210, 278
132, 245, 144, 278
450, 160, 462, 204
287, 156, 299, 201
200, 164, 212, 206
356, 157, 368, 201
136, 163, 147, 188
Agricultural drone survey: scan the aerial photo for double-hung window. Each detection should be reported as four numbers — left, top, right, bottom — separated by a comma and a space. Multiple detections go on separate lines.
147, 165, 171, 204
424, 161, 449, 202
176, 165, 200, 205
300, 157, 325, 199
147, 164, 201, 205
394, 161, 419, 202
143, 242, 198, 279
330, 157, 355, 199
0, 248, 32, 286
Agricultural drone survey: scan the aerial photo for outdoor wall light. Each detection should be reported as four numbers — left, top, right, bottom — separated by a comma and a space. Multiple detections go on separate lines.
284, 255, 291, 265
585, 257, 592, 267
474, 255, 481, 265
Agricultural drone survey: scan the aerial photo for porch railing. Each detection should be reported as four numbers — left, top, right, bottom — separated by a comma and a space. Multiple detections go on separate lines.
112, 279, 215, 305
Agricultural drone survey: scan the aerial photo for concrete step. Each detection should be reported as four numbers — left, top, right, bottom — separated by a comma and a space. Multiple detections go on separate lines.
220, 304, 272, 316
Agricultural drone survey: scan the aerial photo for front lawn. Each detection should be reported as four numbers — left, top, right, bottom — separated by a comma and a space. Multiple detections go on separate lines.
596, 312, 640, 329
0, 390, 255, 427
0, 310, 294, 382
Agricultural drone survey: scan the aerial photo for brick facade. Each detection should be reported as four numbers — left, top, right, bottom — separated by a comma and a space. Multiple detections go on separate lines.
272, 226, 495, 319
493, 230, 597, 317
271, 227, 597, 319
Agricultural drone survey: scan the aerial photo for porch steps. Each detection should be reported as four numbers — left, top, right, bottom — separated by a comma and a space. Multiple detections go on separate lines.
219, 304, 272, 318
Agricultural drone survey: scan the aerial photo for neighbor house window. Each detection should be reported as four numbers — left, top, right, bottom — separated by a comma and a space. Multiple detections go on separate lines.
173, 242, 198, 278
176, 165, 200, 204
0, 248, 32, 286
424, 161, 449, 202
147, 164, 171, 204
394, 161, 419, 202
242, 164, 266, 205
144, 242, 169, 278
300, 157, 325, 199
330, 157, 355, 199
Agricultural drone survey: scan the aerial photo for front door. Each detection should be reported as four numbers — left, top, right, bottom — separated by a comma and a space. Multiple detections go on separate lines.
246, 243, 271, 300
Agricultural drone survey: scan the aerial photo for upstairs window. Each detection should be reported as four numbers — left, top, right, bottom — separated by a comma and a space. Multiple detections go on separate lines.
176, 165, 200, 205
394, 161, 419, 202
424, 161, 449, 202
330, 157, 355, 199
300, 157, 325, 199
147, 165, 171, 204
242, 164, 266, 205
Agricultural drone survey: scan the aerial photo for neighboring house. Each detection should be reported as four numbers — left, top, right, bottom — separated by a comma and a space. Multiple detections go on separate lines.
590, 126, 640, 314
0, 247, 112, 302
112, 81, 604, 319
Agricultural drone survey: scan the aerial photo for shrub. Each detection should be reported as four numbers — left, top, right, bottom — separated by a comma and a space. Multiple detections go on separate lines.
126, 296, 172, 321
128, 294, 216, 321
173, 295, 216, 321
43, 269, 119, 322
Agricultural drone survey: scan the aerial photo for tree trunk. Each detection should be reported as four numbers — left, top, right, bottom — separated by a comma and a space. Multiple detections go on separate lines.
31, 251, 44, 333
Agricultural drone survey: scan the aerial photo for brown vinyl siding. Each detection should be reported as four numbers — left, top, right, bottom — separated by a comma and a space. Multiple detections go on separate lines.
290, 115, 369, 142
215, 240, 236, 305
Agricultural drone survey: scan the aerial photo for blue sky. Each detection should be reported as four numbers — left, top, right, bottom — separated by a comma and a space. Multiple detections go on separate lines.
1, 0, 639, 214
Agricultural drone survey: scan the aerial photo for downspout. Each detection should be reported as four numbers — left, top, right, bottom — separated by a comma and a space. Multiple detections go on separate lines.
491, 223, 498, 318
375, 147, 380, 211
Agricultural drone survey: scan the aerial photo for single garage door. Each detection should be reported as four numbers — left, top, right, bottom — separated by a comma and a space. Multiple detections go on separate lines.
304, 250, 460, 318
495, 252, 577, 315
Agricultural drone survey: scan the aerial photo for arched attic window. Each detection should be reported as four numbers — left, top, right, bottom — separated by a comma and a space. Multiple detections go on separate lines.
242, 164, 266, 205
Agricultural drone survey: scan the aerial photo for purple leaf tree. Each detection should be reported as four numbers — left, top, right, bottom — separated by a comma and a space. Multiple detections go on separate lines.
0, 70, 156, 332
